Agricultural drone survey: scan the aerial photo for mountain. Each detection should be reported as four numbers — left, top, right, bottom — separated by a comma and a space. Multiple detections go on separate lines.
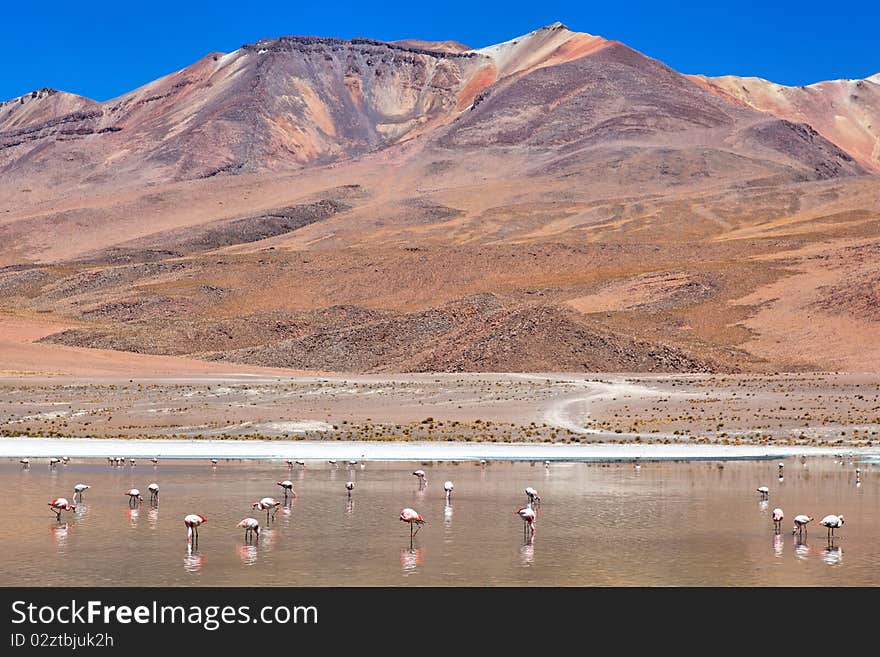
1, 24, 879, 374
691, 72, 880, 171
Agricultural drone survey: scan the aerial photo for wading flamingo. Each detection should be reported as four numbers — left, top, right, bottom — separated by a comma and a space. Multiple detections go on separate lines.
400, 508, 425, 549
771, 508, 784, 532
792, 515, 813, 536
48, 498, 75, 521
20, 458, 29, 469
238, 518, 260, 543
345, 481, 354, 497
129, 458, 136, 467
61, 456, 70, 464
525, 487, 541, 505
151, 457, 159, 465
73, 483, 90, 501
125, 488, 143, 507
211, 459, 218, 468
148, 483, 159, 504
253, 497, 282, 523
49, 458, 60, 469
757, 486, 769, 500
412, 470, 426, 487
276, 480, 296, 501
184, 514, 206, 544
820, 515, 845, 540
516, 505, 537, 542
444, 481, 454, 502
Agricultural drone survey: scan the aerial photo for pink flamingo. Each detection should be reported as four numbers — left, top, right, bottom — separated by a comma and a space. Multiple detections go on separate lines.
125, 488, 143, 507
276, 480, 296, 501
525, 487, 541, 505
48, 497, 76, 522
148, 483, 159, 504
771, 508, 784, 532
400, 508, 426, 549
444, 481, 454, 502
253, 497, 281, 523
820, 514, 845, 541
516, 505, 537, 541
412, 470, 426, 488
238, 518, 260, 543
184, 514, 206, 545
792, 514, 813, 537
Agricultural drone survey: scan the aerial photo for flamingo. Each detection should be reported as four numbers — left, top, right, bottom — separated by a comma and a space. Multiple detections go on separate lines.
286, 460, 294, 469
778, 462, 784, 474
73, 483, 90, 501
148, 483, 159, 504
49, 458, 60, 469
771, 508, 784, 532
479, 459, 487, 467
329, 460, 338, 467
412, 470, 426, 487
61, 456, 70, 464
19, 458, 29, 469
151, 457, 159, 465
444, 481, 454, 501
129, 458, 136, 467
544, 461, 551, 468
184, 514, 206, 544
276, 480, 296, 501
820, 515, 845, 540
516, 505, 537, 541
253, 497, 281, 523
345, 481, 354, 496
211, 459, 218, 467
125, 488, 143, 507
238, 518, 260, 543
525, 487, 541, 505
400, 508, 425, 549
48, 497, 75, 521
756, 486, 769, 500
295, 460, 305, 468
792, 514, 813, 536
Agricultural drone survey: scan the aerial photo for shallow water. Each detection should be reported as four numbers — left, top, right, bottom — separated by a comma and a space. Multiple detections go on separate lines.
0, 457, 875, 586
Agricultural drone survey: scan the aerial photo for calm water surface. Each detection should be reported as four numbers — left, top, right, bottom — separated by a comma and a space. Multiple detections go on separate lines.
0, 457, 875, 586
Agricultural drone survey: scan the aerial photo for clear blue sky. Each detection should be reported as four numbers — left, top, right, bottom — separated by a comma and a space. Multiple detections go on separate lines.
3, 1, 878, 101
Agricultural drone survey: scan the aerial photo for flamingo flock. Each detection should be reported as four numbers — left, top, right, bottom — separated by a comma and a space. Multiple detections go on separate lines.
32, 456, 864, 572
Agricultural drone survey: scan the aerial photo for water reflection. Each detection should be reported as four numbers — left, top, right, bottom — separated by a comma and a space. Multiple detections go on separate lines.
50, 523, 69, 550
237, 545, 258, 566
758, 500, 769, 512
444, 504, 453, 526
346, 498, 354, 515
148, 507, 159, 530
793, 537, 810, 561
773, 534, 784, 558
520, 542, 536, 567
183, 545, 204, 573
128, 508, 139, 527
822, 545, 843, 566
400, 548, 422, 575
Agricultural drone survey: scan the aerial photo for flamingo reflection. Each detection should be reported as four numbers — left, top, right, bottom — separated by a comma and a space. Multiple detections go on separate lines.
519, 542, 535, 567
237, 544, 258, 566
400, 548, 423, 575
773, 534, 783, 558
822, 545, 843, 566
793, 536, 810, 561
148, 506, 159, 530
50, 522, 69, 549
128, 507, 139, 527
183, 544, 204, 573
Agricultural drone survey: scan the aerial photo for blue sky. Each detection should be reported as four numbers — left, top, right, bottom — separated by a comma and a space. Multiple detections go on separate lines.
3, 1, 878, 101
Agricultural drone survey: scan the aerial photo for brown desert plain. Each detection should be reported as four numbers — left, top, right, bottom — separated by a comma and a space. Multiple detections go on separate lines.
1, 23, 880, 445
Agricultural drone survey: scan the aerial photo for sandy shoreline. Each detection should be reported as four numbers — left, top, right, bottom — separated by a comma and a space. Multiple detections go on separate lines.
1, 436, 876, 461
